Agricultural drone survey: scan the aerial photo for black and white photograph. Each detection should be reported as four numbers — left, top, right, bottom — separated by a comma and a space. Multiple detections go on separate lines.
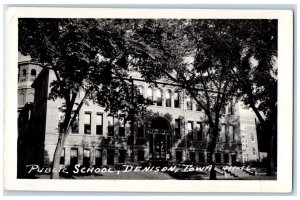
4, 8, 293, 192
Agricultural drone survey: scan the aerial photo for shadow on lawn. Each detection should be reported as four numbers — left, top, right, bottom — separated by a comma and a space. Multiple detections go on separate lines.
167, 171, 208, 180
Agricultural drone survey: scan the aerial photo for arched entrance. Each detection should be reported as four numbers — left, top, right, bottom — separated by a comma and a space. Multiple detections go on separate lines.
149, 117, 172, 161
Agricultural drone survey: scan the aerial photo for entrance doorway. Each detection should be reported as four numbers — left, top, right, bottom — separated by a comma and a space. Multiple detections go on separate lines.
149, 117, 172, 161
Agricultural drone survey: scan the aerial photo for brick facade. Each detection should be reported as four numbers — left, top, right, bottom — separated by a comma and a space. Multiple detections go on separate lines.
31, 69, 243, 168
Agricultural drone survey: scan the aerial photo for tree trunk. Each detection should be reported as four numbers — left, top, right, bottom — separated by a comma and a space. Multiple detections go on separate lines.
208, 126, 218, 180
266, 120, 276, 176
131, 120, 135, 162
49, 92, 88, 179
130, 78, 135, 162
50, 134, 66, 179
49, 92, 87, 179
248, 102, 277, 176
209, 151, 216, 180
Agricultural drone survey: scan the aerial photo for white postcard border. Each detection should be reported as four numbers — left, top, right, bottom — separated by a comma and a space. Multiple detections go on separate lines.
4, 7, 293, 192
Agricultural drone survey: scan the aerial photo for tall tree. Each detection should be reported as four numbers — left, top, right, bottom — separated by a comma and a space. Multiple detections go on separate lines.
223, 19, 278, 175
127, 19, 239, 179
128, 19, 277, 178
18, 18, 148, 179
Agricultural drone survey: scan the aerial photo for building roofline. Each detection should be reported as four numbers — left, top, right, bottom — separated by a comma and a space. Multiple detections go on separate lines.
18, 61, 43, 67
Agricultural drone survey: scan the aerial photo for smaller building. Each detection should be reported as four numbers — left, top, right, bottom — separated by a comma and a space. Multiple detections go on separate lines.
239, 104, 260, 163
18, 59, 42, 107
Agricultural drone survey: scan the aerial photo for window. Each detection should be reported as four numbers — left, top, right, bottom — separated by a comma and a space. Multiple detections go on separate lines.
221, 124, 226, 143
196, 122, 203, 141
107, 116, 114, 136
229, 125, 235, 143
84, 112, 91, 134
186, 96, 193, 110
83, 149, 91, 167
187, 121, 193, 132
166, 90, 171, 107
70, 148, 78, 166
174, 91, 180, 108
241, 125, 247, 135
251, 133, 255, 142
138, 150, 144, 161
28, 93, 34, 102
95, 149, 102, 167
31, 69, 36, 76
156, 89, 162, 106
242, 139, 248, 149
138, 86, 143, 94
228, 100, 234, 115
60, 148, 65, 165
107, 149, 115, 165
118, 117, 125, 137
243, 153, 249, 162
18, 93, 24, 106
96, 113, 103, 135
137, 86, 144, 104
221, 124, 225, 133
189, 152, 196, 162
176, 151, 182, 162
252, 147, 256, 156
137, 123, 144, 137
147, 87, 154, 104
30, 69, 36, 81
21, 69, 26, 81
206, 152, 211, 163
199, 153, 205, 163
187, 121, 193, 140
71, 115, 79, 134
224, 153, 229, 164
119, 150, 126, 163
231, 154, 237, 164
175, 119, 181, 139
215, 153, 221, 164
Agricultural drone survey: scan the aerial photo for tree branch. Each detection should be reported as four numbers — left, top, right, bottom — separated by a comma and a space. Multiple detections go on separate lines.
228, 60, 265, 124
63, 87, 93, 137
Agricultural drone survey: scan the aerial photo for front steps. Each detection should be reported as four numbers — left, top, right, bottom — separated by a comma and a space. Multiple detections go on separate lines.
216, 166, 256, 178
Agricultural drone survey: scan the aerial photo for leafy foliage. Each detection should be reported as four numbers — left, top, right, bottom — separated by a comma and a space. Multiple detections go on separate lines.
126, 19, 277, 178
19, 18, 151, 123
19, 18, 277, 178
19, 18, 150, 178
